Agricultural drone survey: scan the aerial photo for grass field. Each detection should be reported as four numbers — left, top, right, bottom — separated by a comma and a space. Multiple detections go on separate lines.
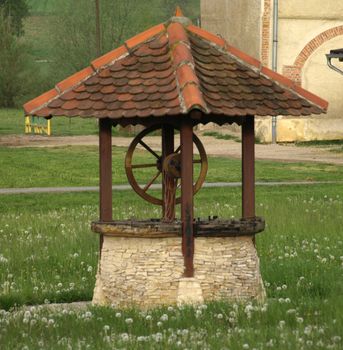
27, 0, 200, 17
0, 183, 342, 348
27, 0, 61, 15
1, 145, 343, 189
0, 109, 100, 136
296, 139, 343, 154
0, 141, 342, 348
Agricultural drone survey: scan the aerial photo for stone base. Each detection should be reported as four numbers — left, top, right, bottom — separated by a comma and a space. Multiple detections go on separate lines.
92, 234, 265, 308
177, 278, 204, 306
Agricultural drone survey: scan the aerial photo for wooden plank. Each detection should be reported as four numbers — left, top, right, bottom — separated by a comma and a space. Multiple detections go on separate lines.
180, 119, 194, 277
91, 217, 265, 238
242, 116, 255, 219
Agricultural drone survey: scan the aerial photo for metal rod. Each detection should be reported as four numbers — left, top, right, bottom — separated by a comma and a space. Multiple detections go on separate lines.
131, 163, 157, 169
138, 140, 160, 159
242, 116, 255, 219
180, 118, 194, 277
143, 171, 161, 192
326, 55, 343, 76
95, 0, 101, 56
271, 0, 279, 144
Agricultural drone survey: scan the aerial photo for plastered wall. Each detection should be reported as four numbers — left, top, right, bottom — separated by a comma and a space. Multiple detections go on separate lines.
201, 0, 262, 59
201, 0, 343, 142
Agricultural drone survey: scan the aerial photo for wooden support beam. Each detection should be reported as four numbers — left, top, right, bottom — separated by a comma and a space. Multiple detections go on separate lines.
99, 118, 113, 222
162, 125, 176, 222
180, 118, 194, 277
242, 116, 255, 219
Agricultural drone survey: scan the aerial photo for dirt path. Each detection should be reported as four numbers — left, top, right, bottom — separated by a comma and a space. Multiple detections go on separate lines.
0, 134, 342, 165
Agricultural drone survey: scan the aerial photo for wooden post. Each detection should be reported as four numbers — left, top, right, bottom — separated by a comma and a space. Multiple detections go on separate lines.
242, 116, 255, 218
162, 125, 176, 222
180, 118, 194, 277
99, 118, 112, 250
99, 118, 112, 221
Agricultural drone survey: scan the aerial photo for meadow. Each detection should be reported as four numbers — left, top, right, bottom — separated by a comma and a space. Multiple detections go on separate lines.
0, 109, 99, 136
0, 140, 343, 348
1, 145, 343, 189
0, 184, 342, 349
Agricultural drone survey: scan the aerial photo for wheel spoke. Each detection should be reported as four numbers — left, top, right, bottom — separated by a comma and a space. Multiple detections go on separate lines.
131, 163, 157, 169
175, 145, 181, 153
138, 140, 160, 159
193, 159, 201, 164
143, 171, 161, 192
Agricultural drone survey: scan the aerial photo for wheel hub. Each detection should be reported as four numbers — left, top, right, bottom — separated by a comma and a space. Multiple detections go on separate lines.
163, 153, 181, 178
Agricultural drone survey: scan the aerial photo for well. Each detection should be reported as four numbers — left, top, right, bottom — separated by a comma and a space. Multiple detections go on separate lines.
23, 7, 327, 309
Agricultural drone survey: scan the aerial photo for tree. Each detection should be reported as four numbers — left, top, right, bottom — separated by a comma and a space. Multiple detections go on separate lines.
48, 0, 199, 81
0, 0, 29, 36
0, 10, 37, 107
50, 0, 141, 80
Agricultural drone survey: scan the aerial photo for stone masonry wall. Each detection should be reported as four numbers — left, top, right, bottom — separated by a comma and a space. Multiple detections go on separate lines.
93, 236, 265, 308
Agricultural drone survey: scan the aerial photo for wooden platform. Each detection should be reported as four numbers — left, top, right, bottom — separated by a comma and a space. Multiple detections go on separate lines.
91, 217, 265, 238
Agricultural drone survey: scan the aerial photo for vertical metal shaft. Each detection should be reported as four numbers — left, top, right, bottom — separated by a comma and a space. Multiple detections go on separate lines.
272, 0, 278, 144
272, 0, 278, 72
180, 119, 194, 277
95, 0, 101, 56
242, 116, 255, 219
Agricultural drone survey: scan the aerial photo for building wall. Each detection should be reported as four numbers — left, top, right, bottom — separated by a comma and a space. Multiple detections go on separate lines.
279, 1, 343, 19
201, 0, 343, 142
200, 0, 262, 59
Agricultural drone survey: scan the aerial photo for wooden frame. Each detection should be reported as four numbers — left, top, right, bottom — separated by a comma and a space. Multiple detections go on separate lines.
97, 114, 257, 273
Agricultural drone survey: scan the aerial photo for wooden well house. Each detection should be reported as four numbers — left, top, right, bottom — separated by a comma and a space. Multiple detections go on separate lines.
24, 9, 327, 307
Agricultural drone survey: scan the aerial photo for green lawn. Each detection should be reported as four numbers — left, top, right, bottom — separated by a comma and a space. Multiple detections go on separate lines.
24, 15, 54, 60
0, 109, 100, 136
0, 184, 342, 348
0, 145, 343, 189
27, 0, 61, 15
27, 0, 200, 18
296, 139, 343, 154
0, 109, 26, 135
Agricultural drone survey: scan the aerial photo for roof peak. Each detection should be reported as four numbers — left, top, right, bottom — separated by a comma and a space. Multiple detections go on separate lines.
175, 6, 184, 17
168, 6, 192, 26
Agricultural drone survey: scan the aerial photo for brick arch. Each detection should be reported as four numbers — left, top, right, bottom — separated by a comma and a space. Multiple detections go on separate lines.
294, 25, 343, 68
283, 25, 343, 85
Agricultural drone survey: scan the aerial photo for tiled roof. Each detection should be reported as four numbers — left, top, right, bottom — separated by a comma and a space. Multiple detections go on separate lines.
24, 10, 328, 120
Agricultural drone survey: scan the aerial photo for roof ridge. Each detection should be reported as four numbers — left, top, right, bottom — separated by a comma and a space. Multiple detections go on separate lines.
167, 21, 208, 114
